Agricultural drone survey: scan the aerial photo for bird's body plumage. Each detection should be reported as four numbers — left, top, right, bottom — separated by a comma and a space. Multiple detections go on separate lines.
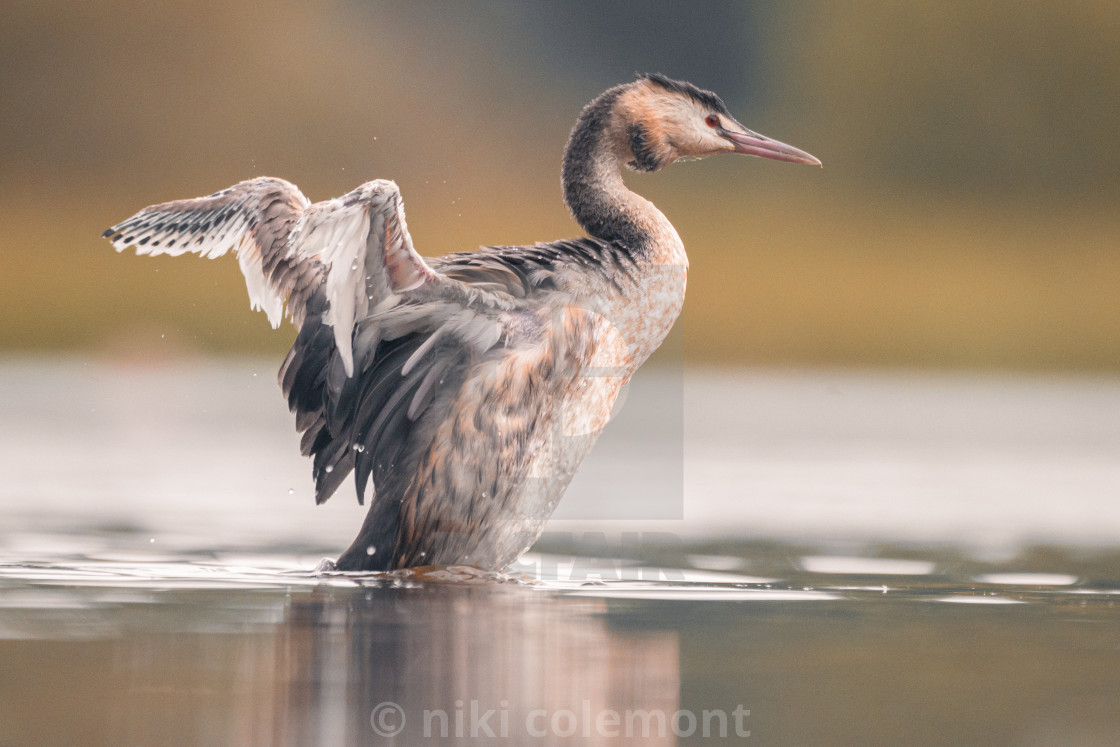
104, 74, 818, 571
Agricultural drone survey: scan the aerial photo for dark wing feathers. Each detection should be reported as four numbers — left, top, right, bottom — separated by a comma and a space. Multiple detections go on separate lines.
280, 290, 482, 507
274, 237, 637, 509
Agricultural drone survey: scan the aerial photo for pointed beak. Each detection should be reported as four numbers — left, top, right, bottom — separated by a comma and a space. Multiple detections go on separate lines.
723, 127, 821, 166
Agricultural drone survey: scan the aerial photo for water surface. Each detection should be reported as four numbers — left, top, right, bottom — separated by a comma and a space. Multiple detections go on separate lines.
1, 359, 1119, 745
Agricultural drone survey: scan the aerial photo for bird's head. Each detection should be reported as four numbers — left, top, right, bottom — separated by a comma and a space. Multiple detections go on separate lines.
615, 73, 820, 172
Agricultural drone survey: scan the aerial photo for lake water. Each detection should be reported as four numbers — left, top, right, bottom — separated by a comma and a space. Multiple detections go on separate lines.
1, 358, 1119, 745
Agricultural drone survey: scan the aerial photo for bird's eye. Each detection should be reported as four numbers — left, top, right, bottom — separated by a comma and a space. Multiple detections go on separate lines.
705, 114, 720, 128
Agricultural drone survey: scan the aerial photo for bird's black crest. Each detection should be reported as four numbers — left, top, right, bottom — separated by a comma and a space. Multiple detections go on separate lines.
637, 72, 732, 117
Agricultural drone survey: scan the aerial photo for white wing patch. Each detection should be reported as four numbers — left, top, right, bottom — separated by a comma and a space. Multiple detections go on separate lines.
235, 235, 285, 326
291, 180, 436, 375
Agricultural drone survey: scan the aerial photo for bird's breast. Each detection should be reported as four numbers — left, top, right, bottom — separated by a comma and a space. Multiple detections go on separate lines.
581, 229, 689, 375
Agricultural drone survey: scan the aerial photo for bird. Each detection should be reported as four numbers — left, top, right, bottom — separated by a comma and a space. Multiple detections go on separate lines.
103, 73, 819, 572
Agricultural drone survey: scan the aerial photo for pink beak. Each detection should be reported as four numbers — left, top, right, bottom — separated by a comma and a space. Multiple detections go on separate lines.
725, 128, 821, 166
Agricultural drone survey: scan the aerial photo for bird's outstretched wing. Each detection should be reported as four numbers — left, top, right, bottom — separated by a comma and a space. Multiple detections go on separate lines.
105, 178, 559, 520
104, 178, 437, 376
103, 177, 318, 328
289, 179, 436, 375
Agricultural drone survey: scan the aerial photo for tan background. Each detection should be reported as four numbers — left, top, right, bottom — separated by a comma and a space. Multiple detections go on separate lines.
3, 1, 1118, 370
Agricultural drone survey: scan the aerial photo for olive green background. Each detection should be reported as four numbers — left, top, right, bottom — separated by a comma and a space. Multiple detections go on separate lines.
3, 1, 1117, 370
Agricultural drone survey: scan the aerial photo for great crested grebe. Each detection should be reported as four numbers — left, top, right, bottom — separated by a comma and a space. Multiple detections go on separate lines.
104, 74, 819, 571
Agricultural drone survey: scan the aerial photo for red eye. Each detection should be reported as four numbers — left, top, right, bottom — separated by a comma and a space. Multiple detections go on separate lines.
705, 114, 720, 128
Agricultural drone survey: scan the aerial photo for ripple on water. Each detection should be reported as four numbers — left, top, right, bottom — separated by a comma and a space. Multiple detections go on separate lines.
0, 546, 1117, 611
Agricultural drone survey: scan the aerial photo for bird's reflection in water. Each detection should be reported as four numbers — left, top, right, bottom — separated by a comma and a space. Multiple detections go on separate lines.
2, 580, 676, 745
7, 558, 1120, 745
279, 583, 679, 745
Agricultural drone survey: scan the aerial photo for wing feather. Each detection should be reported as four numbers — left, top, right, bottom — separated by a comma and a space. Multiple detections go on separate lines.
103, 177, 316, 327
105, 177, 439, 377
291, 179, 437, 375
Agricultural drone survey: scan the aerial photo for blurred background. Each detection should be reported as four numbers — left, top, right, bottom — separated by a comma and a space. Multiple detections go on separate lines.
3, 9, 1120, 744
3, 0, 1118, 371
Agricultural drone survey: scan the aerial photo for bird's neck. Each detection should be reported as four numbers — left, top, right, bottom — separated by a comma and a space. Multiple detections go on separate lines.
562, 92, 678, 261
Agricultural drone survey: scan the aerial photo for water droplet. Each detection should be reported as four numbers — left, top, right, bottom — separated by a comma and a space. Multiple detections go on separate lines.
160, 334, 165, 339
418, 552, 426, 559
366, 545, 377, 555
149, 538, 155, 543
325, 465, 334, 473
288, 488, 295, 495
